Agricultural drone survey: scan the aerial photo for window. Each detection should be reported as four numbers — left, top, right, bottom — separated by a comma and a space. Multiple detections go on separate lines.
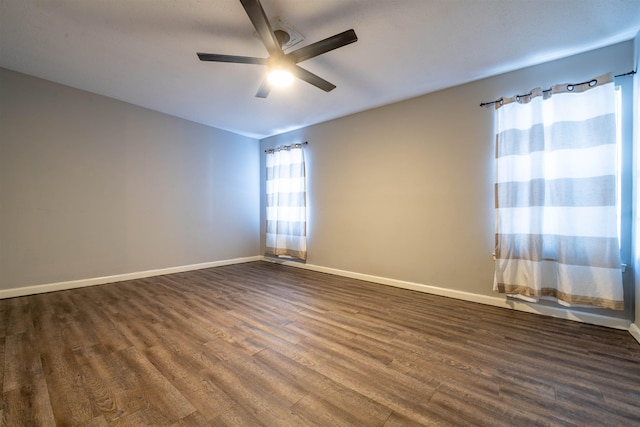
493, 73, 624, 310
265, 144, 307, 261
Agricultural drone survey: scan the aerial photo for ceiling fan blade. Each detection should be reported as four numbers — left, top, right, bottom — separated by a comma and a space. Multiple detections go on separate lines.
255, 79, 272, 98
291, 65, 336, 92
239, 0, 282, 57
287, 29, 358, 64
197, 53, 267, 65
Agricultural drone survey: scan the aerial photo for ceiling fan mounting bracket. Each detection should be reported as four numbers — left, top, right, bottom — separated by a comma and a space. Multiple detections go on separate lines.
269, 17, 304, 50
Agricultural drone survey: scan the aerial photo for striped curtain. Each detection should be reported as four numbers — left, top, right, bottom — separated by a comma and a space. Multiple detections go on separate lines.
265, 145, 307, 261
494, 73, 623, 310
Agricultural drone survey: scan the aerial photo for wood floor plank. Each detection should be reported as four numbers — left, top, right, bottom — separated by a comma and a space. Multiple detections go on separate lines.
211, 403, 267, 426
79, 415, 110, 427
290, 376, 393, 427
108, 407, 173, 427
1, 260, 639, 426
0, 299, 8, 338
383, 411, 440, 427
3, 381, 57, 426
3, 331, 41, 393
226, 306, 306, 345
3, 297, 33, 337
115, 346, 196, 423
294, 336, 442, 424
76, 359, 126, 424
170, 411, 212, 427
112, 296, 173, 350
144, 343, 235, 421
55, 294, 80, 319
200, 358, 304, 426
62, 312, 103, 351
0, 336, 4, 396
34, 308, 95, 425
77, 303, 133, 354
80, 343, 133, 382
497, 379, 603, 426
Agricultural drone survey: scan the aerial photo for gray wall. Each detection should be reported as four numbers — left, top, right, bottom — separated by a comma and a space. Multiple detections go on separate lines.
0, 68, 260, 291
260, 41, 635, 320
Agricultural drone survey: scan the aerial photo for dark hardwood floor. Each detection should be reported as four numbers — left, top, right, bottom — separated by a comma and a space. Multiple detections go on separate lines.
1, 261, 639, 426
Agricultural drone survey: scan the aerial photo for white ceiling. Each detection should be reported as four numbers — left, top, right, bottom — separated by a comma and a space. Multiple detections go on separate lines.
2, 0, 639, 139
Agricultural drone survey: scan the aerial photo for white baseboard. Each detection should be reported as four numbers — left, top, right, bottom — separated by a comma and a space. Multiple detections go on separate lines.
4, 255, 634, 336
0, 256, 261, 299
262, 257, 631, 331
630, 323, 640, 345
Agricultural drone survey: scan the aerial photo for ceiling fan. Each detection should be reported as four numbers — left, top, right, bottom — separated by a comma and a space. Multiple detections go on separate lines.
197, 0, 358, 98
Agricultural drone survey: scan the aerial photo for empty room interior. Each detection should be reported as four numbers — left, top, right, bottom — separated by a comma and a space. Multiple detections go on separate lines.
2, 0, 640, 425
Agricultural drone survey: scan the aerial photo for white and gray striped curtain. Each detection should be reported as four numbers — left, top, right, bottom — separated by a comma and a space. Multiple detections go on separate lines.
494, 73, 624, 310
265, 145, 307, 260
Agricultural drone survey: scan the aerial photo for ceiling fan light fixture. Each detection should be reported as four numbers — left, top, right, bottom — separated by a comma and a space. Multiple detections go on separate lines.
268, 67, 294, 87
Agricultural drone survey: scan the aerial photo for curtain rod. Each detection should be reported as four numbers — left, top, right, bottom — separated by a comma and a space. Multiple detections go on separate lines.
479, 70, 636, 107
264, 141, 308, 153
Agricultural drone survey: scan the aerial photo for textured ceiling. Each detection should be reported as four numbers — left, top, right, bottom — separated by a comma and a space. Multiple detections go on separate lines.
1, 0, 639, 139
